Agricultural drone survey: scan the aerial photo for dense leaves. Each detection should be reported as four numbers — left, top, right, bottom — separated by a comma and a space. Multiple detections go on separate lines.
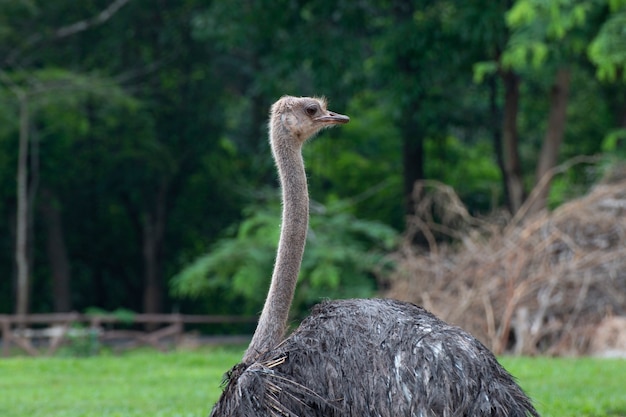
0, 0, 624, 319
172, 196, 398, 318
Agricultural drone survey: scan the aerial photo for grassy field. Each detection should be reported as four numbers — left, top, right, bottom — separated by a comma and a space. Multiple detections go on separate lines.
0, 347, 624, 417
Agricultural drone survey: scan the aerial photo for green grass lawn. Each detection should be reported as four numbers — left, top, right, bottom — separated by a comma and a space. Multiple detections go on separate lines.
0, 347, 624, 417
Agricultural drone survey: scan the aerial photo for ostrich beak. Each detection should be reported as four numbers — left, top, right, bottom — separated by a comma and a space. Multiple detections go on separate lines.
315, 111, 350, 125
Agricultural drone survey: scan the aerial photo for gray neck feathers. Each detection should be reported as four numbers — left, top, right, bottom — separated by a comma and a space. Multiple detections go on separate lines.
242, 117, 309, 363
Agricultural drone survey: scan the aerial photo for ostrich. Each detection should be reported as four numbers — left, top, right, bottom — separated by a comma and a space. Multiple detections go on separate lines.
210, 96, 539, 417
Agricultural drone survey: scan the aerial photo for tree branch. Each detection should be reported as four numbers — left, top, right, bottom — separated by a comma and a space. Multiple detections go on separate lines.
4, 0, 132, 67
54, 0, 132, 39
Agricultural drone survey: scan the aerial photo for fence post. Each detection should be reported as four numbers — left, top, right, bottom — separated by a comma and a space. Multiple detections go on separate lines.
174, 313, 183, 347
1, 317, 10, 357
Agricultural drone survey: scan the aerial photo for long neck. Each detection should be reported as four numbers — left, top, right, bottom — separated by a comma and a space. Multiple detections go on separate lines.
243, 123, 308, 363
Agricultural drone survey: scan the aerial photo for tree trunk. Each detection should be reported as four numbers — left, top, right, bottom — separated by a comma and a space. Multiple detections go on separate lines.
526, 68, 571, 216
390, 0, 424, 218
500, 69, 525, 214
40, 189, 72, 312
142, 182, 167, 317
15, 95, 30, 316
402, 109, 424, 217
142, 216, 162, 316
489, 74, 509, 210
609, 73, 626, 128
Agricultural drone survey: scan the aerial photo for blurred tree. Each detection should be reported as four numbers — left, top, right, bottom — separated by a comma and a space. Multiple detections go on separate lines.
0, 0, 624, 319
0, 0, 240, 314
0, 67, 133, 314
0, 0, 133, 315
63, 0, 240, 315
306, 91, 404, 229
472, 0, 626, 215
504, 0, 592, 215
589, 0, 626, 151
370, 1, 474, 217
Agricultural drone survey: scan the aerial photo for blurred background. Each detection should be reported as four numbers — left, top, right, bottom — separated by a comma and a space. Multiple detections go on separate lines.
1, 0, 625, 353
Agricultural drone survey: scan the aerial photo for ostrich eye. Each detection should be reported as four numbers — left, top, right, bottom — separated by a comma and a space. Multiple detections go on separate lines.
305, 105, 318, 116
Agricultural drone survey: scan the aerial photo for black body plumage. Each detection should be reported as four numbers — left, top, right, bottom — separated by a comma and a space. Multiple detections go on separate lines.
210, 298, 539, 417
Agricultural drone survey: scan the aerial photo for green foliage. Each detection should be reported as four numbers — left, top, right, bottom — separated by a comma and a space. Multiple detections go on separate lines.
506, 0, 592, 40
171, 194, 398, 317
58, 324, 102, 358
1, 0, 625, 318
473, 61, 500, 83
171, 203, 279, 305
306, 91, 404, 228
602, 128, 626, 154
588, 7, 626, 81
425, 136, 501, 211
85, 307, 137, 325
505, 0, 626, 82
504, 0, 595, 68
546, 170, 593, 209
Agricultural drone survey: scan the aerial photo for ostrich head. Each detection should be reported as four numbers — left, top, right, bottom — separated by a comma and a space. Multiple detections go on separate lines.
270, 96, 350, 145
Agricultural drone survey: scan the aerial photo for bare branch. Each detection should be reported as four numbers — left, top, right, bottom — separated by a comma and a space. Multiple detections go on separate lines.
54, 0, 132, 39
4, 0, 132, 67
508, 154, 602, 229
0, 69, 25, 98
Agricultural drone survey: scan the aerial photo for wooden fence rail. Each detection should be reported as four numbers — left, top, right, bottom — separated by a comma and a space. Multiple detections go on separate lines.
0, 313, 256, 357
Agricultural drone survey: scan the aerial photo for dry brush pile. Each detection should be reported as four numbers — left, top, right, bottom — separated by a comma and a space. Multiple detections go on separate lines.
385, 178, 626, 356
